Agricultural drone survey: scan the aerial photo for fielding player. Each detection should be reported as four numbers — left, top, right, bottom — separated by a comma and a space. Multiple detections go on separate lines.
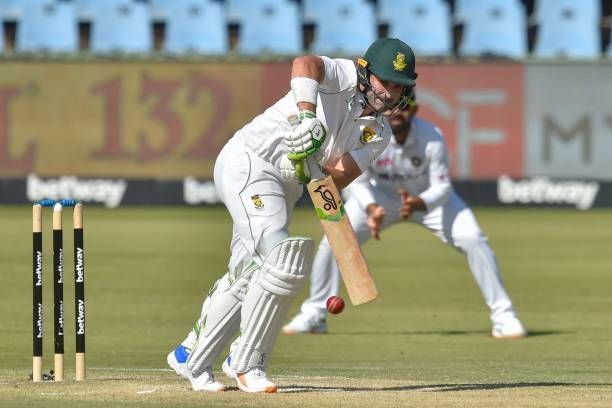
167, 38, 419, 393
283, 92, 527, 339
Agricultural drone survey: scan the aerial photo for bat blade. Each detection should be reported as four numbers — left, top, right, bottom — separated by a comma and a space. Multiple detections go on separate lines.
307, 175, 378, 305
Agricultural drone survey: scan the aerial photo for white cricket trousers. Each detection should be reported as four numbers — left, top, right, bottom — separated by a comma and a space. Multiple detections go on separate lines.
300, 191, 517, 323
185, 138, 304, 373
214, 138, 303, 273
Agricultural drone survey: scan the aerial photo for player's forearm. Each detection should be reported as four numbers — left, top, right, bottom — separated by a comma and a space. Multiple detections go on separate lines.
324, 154, 361, 190
291, 56, 325, 113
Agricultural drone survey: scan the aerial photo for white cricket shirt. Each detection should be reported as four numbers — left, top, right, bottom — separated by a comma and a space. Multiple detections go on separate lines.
234, 57, 392, 174
350, 117, 452, 211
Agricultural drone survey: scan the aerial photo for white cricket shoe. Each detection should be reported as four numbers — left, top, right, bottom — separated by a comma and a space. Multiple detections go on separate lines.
190, 367, 226, 392
167, 344, 191, 379
236, 367, 277, 393
221, 355, 236, 379
282, 312, 327, 335
492, 316, 527, 339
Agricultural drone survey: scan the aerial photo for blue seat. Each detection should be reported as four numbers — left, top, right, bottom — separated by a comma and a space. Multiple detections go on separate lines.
304, 0, 377, 56
73, 0, 100, 20
227, 0, 302, 55
152, 0, 227, 54
90, 0, 152, 53
15, 0, 78, 52
534, 0, 600, 58
0, 0, 22, 20
456, 0, 527, 58
378, 0, 451, 56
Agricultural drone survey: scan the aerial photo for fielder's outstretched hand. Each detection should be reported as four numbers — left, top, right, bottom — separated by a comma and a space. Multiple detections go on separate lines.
366, 203, 386, 240
286, 110, 327, 160
399, 190, 426, 219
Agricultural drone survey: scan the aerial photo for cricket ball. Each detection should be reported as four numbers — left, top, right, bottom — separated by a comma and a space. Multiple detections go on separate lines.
326, 296, 345, 314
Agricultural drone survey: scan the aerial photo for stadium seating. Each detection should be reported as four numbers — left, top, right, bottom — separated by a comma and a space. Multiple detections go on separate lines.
0, 0, 22, 19
456, 0, 527, 58
151, 0, 228, 54
378, 0, 452, 56
303, 0, 377, 56
15, 0, 78, 52
73, 0, 98, 20
226, 0, 302, 55
89, 0, 152, 53
534, 0, 600, 58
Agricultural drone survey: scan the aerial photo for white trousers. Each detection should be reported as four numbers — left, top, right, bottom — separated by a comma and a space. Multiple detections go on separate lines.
215, 139, 303, 270
300, 190, 517, 323
186, 139, 303, 373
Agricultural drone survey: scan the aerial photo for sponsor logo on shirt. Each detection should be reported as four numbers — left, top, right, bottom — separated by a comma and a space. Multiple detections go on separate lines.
378, 173, 423, 181
375, 157, 393, 167
360, 127, 377, 145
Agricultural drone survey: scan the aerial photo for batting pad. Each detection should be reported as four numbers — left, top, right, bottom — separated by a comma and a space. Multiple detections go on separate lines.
187, 262, 259, 376
231, 237, 314, 373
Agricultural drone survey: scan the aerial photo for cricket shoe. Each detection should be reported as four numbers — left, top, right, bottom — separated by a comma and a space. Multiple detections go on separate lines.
492, 316, 527, 339
236, 367, 277, 393
221, 354, 236, 379
190, 367, 226, 392
167, 344, 191, 379
282, 312, 327, 335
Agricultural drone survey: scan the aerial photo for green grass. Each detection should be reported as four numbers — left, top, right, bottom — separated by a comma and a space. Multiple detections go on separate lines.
1, 206, 611, 407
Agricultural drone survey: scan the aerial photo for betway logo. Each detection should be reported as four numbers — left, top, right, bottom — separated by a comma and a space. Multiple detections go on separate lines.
27, 174, 126, 208
57, 248, 63, 283
35, 303, 43, 338
183, 177, 220, 205
58, 300, 64, 335
76, 299, 85, 335
75, 248, 84, 283
497, 175, 599, 210
35, 251, 43, 286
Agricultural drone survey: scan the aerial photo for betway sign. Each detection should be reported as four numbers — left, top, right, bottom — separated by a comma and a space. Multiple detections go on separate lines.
497, 175, 600, 210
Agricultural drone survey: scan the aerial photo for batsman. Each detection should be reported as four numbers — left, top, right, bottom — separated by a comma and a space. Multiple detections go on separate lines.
167, 38, 418, 393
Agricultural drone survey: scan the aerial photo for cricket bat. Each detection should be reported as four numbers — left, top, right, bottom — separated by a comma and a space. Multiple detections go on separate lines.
307, 175, 378, 305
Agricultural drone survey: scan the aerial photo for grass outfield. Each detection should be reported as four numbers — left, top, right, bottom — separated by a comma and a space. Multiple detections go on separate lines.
1, 206, 611, 407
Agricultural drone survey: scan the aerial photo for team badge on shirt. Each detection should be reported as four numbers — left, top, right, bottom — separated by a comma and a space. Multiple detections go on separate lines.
251, 195, 264, 210
393, 52, 407, 72
411, 156, 423, 167
360, 127, 378, 145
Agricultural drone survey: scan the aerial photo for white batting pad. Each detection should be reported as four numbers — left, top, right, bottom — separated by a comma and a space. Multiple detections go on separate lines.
230, 237, 314, 373
187, 262, 259, 376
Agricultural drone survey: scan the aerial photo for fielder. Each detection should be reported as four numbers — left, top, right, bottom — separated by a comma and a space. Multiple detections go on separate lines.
283, 93, 527, 339
167, 38, 419, 393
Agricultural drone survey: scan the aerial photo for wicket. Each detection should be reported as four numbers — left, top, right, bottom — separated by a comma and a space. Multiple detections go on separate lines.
32, 199, 86, 382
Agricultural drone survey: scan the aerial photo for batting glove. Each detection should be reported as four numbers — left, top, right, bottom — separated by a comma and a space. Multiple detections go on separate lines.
285, 110, 327, 161
279, 155, 311, 184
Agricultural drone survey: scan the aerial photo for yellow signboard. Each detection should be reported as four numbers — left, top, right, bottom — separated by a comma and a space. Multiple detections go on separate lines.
0, 60, 290, 178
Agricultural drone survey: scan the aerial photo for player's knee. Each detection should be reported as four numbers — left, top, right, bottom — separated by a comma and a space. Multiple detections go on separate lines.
259, 237, 314, 297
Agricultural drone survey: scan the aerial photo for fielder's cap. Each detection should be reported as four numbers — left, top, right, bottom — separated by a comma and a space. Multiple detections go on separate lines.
361, 38, 417, 87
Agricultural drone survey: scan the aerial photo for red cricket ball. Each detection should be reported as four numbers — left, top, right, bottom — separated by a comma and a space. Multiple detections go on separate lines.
326, 296, 345, 314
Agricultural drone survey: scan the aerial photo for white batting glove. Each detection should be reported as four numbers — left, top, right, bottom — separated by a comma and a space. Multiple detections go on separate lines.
279, 155, 311, 184
285, 110, 327, 160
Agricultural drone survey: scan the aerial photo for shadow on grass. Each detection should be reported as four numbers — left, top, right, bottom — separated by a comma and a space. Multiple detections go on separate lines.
277, 382, 612, 393
325, 329, 568, 337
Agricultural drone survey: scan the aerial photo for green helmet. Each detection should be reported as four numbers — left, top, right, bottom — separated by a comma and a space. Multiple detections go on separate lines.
358, 38, 418, 87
